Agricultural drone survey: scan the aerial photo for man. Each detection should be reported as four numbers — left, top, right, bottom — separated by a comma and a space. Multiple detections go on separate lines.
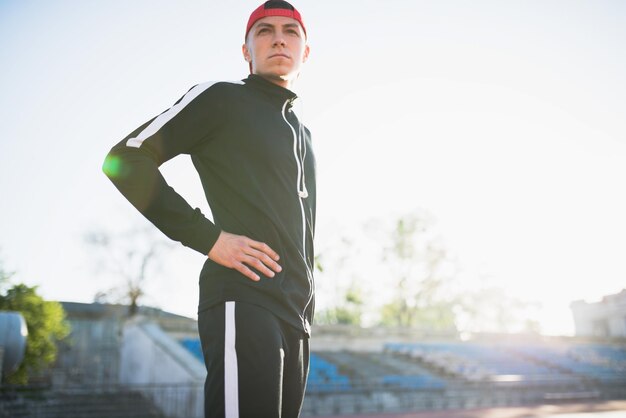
102, 1, 315, 417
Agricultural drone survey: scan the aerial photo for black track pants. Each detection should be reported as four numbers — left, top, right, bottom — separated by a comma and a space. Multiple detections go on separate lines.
198, 301, 310, 418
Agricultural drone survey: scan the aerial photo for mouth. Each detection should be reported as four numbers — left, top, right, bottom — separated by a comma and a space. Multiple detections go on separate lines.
269, 53, 291, 59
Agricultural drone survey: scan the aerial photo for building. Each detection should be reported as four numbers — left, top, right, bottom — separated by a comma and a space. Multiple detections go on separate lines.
571, 289, 626, 338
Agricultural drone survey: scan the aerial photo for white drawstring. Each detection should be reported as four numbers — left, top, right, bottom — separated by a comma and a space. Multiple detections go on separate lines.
282, 99, 308, 199
282, 97, 314, 331
297, 98, 308, 199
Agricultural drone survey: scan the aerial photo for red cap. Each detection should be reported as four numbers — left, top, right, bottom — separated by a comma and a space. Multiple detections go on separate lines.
245, 1, 306, 41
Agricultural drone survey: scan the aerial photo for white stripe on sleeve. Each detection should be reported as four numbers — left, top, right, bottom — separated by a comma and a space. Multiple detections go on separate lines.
125, 81, 217, 148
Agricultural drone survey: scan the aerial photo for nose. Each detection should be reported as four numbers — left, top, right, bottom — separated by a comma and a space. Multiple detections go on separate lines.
272, 34, 286, 47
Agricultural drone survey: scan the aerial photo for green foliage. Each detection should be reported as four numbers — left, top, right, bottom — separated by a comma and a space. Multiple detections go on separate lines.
315, 307, 361, 326
0, 283, 70, 384
379, 299, 456, 330
0, 262, 14, 293
377, 212, 459, 332
314, 286, 364, 326
315, 211, 540, 333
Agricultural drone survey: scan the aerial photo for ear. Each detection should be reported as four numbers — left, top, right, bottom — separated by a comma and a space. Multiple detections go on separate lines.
302, 44, 310, 63
242, 43, 252, 62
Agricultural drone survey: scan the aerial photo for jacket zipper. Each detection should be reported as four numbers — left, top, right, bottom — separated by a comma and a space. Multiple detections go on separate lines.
281, 100, 314, 332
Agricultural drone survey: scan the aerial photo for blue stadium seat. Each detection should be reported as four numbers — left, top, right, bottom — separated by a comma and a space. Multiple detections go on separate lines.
307, 353, 353, 393
179, 338, 204, 363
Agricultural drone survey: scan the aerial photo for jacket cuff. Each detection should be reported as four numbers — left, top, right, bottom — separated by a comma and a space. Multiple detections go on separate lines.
184, 210, 221, 256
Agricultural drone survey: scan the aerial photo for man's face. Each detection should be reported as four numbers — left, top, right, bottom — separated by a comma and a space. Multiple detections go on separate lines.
242, 16, 309, 86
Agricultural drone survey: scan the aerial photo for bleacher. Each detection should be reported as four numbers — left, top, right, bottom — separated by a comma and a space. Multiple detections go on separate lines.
177, 339, 355, 393
308, 354, 352, 393
315, 351, 446, 391
18, 301, 622, 417
178, 337, 626, 395
381, 375, 445, 390
177, 339, 446, 393
180, 337, 203, 363
512, 343, 626, 384
572, 344, 626, 374
385, 342, 581, 386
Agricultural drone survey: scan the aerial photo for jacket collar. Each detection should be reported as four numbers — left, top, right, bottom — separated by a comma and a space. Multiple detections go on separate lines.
244, 74, 298, 109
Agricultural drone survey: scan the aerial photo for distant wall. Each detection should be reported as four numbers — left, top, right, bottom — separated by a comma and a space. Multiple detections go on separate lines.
120, 317, 205, 417
54, 316, 122, 385
310, 324, 459, 352
54, 301, 200, 387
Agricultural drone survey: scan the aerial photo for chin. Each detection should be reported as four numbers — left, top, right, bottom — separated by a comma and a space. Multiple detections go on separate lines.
261, 69, 295, 80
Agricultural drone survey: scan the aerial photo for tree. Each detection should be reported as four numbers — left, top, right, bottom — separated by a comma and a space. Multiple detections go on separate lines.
0, 258, 13, 293
376, 212, 459, 331
85, 226, 173, 316
454, 282, 542, 334
313, 225, 371, 326
0, 282, 70, 384
313, 212, 457, 329
314, 284, 364, 325
313, 211, 541, 333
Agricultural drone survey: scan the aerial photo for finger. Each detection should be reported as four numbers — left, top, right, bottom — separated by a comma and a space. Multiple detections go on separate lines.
234, 262, 260, 282
247, 239, 280, 261
243, 255, 276, 278
245, 248, 282, 273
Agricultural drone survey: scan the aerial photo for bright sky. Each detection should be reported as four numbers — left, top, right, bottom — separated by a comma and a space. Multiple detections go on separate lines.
1, 0, 625, 336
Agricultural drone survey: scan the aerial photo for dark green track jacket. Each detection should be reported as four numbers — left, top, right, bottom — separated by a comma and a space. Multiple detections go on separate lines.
103, 74, 316, 335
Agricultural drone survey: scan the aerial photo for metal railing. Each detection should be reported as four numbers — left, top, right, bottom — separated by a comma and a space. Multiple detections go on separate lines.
302, 380, 626, 417
2, 380, 626, 418
0, 383, 202, 418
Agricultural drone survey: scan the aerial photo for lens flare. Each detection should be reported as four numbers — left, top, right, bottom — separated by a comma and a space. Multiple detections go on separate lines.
102, 155, 121, 178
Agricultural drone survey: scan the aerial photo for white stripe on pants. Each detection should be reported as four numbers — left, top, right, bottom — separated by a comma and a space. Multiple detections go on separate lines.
224, 301, 239, 418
